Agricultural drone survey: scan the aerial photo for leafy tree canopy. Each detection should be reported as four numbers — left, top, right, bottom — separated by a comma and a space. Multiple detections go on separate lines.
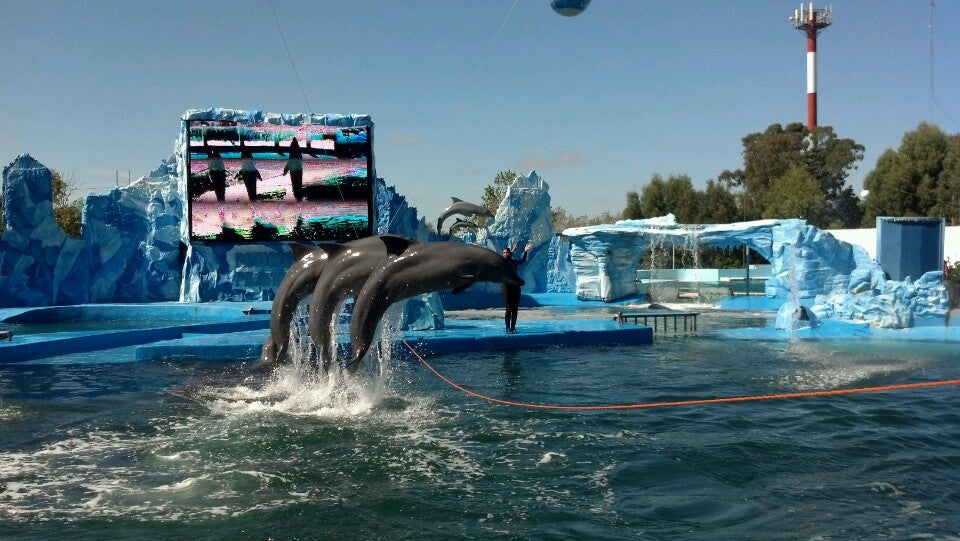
480, 170, 519, 218
726, 123, 863, 227
862, 123, 960, 226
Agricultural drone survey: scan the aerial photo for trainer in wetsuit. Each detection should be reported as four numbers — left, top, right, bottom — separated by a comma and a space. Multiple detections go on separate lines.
501, 242, 532, 334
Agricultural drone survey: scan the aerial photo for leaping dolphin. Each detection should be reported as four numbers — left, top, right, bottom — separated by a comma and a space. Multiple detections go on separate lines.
437, 197, 494, 233
347, 241, 525, 369
447, 218, 480, 236
260, 242, 338, 364
306, 234, 414, 370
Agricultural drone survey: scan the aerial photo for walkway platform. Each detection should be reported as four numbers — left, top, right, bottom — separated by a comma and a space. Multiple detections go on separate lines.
135, 318, 653, 363
0, 302, 653, 365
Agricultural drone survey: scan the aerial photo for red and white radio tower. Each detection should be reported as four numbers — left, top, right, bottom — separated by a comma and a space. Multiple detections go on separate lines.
790, 3, 832, 132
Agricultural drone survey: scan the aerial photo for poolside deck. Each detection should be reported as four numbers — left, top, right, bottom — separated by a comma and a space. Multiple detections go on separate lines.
135, 318, 653, 363
0, 301, 653, 364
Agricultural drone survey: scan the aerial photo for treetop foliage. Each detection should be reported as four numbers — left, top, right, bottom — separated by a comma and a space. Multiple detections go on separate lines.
479, 123, 957, 234
861, 123, 960, 226
616, 123, 872, 229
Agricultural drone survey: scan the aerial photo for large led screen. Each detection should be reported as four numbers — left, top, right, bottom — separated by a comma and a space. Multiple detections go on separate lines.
186, 120, 373, 242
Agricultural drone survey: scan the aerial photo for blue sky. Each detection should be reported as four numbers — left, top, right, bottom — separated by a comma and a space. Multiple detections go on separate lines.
2, 1, 958, 223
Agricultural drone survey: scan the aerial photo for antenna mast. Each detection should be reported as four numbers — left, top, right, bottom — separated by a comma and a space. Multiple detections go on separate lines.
789, 3, 833, 132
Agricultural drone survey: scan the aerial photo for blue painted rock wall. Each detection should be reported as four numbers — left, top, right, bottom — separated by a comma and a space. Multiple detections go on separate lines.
1, 155, 90, 307
563, 215, 950, 328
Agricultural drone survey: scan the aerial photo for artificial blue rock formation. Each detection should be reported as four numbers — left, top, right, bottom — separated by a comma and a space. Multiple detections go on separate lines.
478, 170, 554, 293
545, 234, 575, 294
1, 155, 89, 307
563, 214, 950, 328
812, 270, 949, 328
84, 173, 183, 303
374, 178, 445, 330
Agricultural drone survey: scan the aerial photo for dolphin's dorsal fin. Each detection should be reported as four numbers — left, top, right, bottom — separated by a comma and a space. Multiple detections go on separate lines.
451, 197, 464, 203
318, 242, 346, 257
379, 235, 415, 256
290, 243, 316, 260
291, 242, 340, 260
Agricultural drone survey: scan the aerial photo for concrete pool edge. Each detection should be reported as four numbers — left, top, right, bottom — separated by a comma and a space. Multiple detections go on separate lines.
4, 295, 960, 365
132, 319, 656, 364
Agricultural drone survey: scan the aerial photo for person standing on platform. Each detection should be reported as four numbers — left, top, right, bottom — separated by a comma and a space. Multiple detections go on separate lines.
277, 138, 314, 201
207, 148, 227, 202
501, 242, 532, 334
237, 139, 261, 201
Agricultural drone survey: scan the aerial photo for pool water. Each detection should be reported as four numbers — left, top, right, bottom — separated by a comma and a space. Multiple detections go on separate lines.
1, 320, 959, 539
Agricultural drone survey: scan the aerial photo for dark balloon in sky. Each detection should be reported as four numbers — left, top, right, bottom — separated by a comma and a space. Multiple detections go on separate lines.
549, 0, 592, 17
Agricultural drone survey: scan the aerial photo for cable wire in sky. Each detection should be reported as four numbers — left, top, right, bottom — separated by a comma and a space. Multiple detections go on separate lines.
267, 0, 313, 114
476, 0, 520, 76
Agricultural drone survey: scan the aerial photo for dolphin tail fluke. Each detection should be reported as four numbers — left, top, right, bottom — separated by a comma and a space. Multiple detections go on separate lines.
260, 338, 276, 363
343, 352, 364, 372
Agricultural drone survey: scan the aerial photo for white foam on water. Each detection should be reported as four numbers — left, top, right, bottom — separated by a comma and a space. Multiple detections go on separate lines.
203, 367, 384, 418
774, 341, 925, 391
0, 403, 21, 421
586, 463, 618, 514
200, 306, 407, 419
0, 347, 423, 523
536, 451, 566, 466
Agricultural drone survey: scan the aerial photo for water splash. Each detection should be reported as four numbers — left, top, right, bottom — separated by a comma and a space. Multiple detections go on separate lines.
646, 227, 667, 303
201, 303, 402, 419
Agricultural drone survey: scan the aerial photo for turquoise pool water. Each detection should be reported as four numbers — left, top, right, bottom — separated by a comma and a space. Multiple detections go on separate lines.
1, 313, 958, 539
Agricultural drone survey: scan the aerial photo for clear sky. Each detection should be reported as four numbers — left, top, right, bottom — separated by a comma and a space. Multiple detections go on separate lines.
2, 1, 958, 223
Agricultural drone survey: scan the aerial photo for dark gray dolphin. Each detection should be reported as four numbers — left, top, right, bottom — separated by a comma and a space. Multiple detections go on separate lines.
306, 234, 414, 369
347, 241, 525, 369
447, 218, 480, 236
260, 242, 338, 364
437, 197, 494, 233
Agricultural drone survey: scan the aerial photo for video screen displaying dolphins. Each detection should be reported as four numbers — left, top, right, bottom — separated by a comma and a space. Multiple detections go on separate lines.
186, 119, 374, 242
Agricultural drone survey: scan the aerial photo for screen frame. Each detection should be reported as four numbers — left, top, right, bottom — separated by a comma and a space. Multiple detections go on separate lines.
185, 118, 375, 243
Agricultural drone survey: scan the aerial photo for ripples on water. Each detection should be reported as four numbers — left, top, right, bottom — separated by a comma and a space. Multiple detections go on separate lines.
1, 316, 959, 539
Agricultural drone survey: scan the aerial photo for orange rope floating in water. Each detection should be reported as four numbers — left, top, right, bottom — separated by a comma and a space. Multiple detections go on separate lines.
402, 340, 960, 411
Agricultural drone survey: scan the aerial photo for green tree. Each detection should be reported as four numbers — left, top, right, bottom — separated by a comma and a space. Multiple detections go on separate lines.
481, 170, 519, 217
739, 122, 807, 219
552, 206, 618, 231
861, 123, 958, 225
638, 174, 700, 223
622, 190, 643, 220
861, 150, 912, 221
935, 134, 960, 225
762, 166, 829, 223
805, 127, 865, 227
51, 170, 83, 237
729, 123, 863, 227
697, 179, 740, 224
829, 186, 864, 229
